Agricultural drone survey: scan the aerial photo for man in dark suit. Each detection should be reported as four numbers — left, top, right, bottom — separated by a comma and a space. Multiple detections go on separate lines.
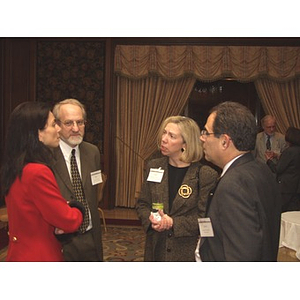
197, 101, 282, 261
51, 99, 103, 261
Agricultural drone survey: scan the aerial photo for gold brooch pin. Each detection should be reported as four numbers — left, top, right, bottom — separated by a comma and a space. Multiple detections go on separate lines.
178, 184, 192, 198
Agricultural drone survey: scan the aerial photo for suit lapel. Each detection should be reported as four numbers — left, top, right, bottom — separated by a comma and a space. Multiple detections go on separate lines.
170, 162, 198, 214
79, 143, 89, 188
52, 147, 74, 193
205, 176, 221, 217
205, 152, 254, 216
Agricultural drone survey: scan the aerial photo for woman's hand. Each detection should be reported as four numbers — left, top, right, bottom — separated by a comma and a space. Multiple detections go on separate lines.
149, 210, 173, 232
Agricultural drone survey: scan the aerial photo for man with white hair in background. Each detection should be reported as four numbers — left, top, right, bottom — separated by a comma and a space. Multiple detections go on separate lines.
254, 115, 287, 164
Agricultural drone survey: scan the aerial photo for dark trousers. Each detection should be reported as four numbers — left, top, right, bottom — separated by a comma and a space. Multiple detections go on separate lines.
62, 229, 101, 262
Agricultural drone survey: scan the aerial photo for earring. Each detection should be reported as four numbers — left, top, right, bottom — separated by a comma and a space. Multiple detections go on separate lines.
181, 148, 185, 152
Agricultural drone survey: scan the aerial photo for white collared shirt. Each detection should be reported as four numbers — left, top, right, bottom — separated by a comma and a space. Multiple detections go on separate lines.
220, 153, 245, 178
59, 140, 81, 178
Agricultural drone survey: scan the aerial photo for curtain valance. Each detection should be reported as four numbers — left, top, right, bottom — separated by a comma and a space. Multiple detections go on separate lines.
114, 45, 300, 81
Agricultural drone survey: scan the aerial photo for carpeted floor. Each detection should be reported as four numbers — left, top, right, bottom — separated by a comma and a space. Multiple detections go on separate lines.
1, 225, 299, 262
102, 225, 145, 261
0, 225, 146, 262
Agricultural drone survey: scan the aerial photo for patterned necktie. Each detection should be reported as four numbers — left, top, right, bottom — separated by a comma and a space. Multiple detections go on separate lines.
70, 149, 89, 233
266, 134, 271, 150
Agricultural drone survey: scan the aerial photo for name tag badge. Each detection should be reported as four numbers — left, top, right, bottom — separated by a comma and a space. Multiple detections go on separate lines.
147, 168, 164, 183
198, 218, 214, 237
91, 170, 103, 185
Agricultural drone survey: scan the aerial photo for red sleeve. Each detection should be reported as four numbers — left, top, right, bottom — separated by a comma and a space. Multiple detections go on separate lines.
25, 164, 83, 232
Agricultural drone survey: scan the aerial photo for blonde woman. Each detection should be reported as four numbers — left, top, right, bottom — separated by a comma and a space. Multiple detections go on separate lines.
136, 116, 218, 261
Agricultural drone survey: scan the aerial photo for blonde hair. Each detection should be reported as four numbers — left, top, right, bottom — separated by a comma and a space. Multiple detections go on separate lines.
52, 98, 87, 120
157, 116, 203, 163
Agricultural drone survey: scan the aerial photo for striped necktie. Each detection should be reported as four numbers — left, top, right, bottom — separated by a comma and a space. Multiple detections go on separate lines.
70, 149, 89, 233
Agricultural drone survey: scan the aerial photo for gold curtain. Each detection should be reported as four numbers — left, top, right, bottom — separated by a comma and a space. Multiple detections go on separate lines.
255, 78, 300, 133
114, 45, 300, 207
115, 45, 300, 80
115, 76, 196, 207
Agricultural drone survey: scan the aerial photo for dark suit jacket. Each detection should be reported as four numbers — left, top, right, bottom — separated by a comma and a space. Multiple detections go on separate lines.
200, 152, 282, 262
275, 146, 300, 194
136, 157, 218, 261
51, 141, 103, 261
268, 145, 300, 210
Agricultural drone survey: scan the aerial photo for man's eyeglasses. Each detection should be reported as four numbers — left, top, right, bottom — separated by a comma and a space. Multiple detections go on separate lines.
200, 129, 219, 136
57, 119, 86, 128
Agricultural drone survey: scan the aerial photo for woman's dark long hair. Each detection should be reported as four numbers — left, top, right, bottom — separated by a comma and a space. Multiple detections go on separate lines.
1, 101, 53, 196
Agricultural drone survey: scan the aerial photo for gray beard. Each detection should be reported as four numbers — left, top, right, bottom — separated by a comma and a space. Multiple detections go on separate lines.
62, 135, 83, 147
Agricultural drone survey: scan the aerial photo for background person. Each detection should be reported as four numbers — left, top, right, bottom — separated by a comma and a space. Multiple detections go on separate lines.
52, 98, 103, 261
1, 101, 84, 262
254, 115, 287, 163
136, 116, 218, 261
267, 126, 300, 212
198, 102, 282, 261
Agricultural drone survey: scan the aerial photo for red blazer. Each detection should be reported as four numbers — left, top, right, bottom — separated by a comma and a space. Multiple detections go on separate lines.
5, 163, 83, 262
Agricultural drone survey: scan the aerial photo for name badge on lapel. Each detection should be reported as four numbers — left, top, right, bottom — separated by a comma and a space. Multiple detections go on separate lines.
198, 218, 214, 237
91, 170, 103, 185
147, 168, 164, 183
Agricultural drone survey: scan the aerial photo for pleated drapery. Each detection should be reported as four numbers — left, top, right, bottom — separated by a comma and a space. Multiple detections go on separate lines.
255, 78, 300, 133
115, 76, 196, 207
114, 45, 300, 207
115, 45, 300, 81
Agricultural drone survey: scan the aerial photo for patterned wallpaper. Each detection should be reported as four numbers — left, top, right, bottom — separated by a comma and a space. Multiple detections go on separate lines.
36, 41, 105, 153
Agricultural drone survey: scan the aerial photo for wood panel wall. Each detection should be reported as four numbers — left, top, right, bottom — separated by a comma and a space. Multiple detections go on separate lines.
0, 38, 113, 208
0, 39, 36, 206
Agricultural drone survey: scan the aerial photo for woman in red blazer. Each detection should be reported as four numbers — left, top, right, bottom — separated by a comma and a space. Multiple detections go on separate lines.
1, 102, 84, 261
